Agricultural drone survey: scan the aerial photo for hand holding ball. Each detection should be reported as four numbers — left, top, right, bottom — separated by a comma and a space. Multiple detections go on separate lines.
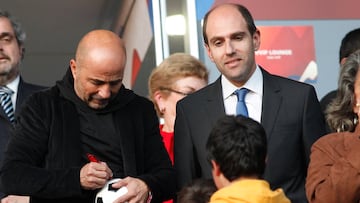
95, 178, 128, 203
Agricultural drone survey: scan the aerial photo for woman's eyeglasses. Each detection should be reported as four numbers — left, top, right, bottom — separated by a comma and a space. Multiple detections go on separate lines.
159, 87, 192, 96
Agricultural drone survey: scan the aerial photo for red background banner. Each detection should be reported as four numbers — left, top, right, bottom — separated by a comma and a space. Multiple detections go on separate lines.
255, 26, 317, 83
212, 0, 360, 20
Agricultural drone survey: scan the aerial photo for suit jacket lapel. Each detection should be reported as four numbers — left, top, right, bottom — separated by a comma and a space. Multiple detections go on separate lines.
204, 77, 226, 125
260, 69, 282, 140
15, 78, 27, 112
0, 105, 8, 122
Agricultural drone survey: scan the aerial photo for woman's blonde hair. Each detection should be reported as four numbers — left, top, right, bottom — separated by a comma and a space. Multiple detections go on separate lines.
148, 53, 209, 116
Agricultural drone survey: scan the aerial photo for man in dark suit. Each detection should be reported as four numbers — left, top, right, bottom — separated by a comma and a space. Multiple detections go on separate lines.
0, 10, 45, 201
174, 3, 326, 203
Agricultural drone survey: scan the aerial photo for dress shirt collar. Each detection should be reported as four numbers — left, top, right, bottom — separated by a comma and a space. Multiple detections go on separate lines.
6, 75, 20, 93
221, 65, 263, 99
4, 75, 20, 110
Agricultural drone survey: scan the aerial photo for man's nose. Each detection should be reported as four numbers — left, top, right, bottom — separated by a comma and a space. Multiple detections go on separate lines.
98, 85, 111, 98
225, 40, 235, 55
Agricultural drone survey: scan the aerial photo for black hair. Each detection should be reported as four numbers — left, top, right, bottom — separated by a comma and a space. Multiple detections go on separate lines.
206, 115, 267, 181
339, 28, 360, 63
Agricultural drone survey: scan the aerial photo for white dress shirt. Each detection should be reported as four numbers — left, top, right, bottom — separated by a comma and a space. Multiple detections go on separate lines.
5, 75, 20, 111
222, 66, 263, 123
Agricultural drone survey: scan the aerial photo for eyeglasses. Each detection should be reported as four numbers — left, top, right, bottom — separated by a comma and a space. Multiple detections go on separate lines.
159, 87, 191, 96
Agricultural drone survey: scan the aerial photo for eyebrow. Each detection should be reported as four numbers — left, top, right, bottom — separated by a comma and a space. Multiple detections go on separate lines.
0, 32, 15, 38
230, 31, 246, 38
183, 86, 197, 91
209, 31, 247, 42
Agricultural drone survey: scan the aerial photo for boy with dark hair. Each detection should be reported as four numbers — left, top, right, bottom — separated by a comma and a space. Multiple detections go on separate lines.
206, 115, 290, 203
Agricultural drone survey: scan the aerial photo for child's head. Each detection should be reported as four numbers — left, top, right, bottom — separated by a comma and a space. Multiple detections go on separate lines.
206, 115, 267, 188
177, 178, 217, 203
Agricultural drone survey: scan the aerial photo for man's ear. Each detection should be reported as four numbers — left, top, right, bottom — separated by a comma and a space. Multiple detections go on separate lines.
205, 44, 214, 62
253, 29, 261, 51
69, 59, 77, 80
340, 57, 347, 65
211, 160, 221, 176
20, 46, 25, 60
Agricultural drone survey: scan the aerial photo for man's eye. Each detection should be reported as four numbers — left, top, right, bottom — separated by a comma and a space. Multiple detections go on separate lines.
91, 81, 103, 86
1, 36, 12, 42
234, 35, 243, 40
213, 40, 223, 47
109, 81, 121, 86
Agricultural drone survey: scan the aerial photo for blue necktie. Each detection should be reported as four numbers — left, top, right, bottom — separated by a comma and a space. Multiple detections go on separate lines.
0, 86, 15, 123
235, 88, 249, 117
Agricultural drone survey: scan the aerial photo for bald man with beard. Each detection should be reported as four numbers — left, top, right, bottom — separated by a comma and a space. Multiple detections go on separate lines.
0, 30, 176, 203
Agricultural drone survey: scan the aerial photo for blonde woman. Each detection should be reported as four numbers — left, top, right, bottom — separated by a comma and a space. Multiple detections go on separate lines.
148, 53, 208, 164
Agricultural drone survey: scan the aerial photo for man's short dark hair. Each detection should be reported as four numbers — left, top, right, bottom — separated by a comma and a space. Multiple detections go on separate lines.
202, 3, 257, 45
339, 28, 360, 63
206, 115, 267, 181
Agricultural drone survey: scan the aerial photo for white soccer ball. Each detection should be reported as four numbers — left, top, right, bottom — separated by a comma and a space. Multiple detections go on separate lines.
95, 178, 128, 203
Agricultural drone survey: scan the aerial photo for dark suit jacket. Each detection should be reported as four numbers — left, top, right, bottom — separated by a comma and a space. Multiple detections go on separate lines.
0, 82, 175, 203
0, 78, 45, 198
174, 68, 326, 203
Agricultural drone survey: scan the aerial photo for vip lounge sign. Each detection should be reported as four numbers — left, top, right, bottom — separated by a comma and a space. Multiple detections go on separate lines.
255, 26, 317, 84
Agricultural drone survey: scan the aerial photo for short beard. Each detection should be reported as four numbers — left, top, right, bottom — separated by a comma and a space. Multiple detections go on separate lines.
0, 64, 19, 86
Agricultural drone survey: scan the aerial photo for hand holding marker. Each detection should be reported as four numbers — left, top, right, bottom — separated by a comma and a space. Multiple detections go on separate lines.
87, 153, 113, 179
88, 153, 129, 203
87, 153, 100, 163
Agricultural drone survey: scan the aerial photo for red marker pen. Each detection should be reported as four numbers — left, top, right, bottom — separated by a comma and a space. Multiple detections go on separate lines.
87, 153, 100, 163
